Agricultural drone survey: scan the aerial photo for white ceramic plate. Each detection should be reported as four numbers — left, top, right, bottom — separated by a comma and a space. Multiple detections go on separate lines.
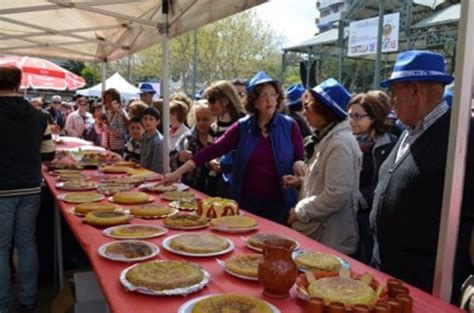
242, 236, 300, 253
57, 193, 104, 203
163, 223, 209, 231
215, 258, 259, 281
209, 224, 259, 234
107, 195, 155, 204
98, 240, 159, 262
56, 181, 97, 191
177, 294, 280, 313
169, 200, 197, 211
162, 234, 234, 257
132, 208, 179, 219
120, 261, 210, 296
138, 182, 189, 193
102, 224, 168, 239
291, 250, 350, 272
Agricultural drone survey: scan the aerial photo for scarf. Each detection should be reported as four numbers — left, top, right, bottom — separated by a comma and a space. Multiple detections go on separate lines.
304, 121, 337, 160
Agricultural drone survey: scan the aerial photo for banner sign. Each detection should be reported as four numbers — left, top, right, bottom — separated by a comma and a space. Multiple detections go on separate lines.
348, 12, 399, 57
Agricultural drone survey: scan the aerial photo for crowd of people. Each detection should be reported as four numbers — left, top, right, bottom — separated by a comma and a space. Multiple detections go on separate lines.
0, 49, 472, 313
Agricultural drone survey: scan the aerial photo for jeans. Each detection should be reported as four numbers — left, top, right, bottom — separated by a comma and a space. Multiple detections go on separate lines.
0, 194, 40, 310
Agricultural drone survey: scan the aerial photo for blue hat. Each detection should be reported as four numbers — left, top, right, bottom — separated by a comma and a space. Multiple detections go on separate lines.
381, 50, 454, 88
285, 83, 305, 106
443, 89, 453, 107
140, 83, 156, 94
387, 110, 396, 119
310, 78, 351, 118
247, 71, 279, 93
195, 88, 204, 100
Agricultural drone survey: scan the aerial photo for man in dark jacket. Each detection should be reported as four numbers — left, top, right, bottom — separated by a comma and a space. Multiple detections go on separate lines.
0, 66, 49, 313
370, 50, 474, 303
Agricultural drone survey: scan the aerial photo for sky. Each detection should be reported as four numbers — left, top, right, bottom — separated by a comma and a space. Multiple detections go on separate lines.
253, 0, 318, 48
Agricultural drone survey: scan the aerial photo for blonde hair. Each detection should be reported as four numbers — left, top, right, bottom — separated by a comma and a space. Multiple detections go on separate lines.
187, 100, 214, 127
170, 91, 192, 110
204, 80, 243, 121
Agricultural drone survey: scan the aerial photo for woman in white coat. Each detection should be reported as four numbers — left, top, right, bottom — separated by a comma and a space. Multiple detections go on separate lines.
283, 78, 361, 255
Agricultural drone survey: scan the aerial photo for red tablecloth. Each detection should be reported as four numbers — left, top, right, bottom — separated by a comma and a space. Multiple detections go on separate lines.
42, 167, 463, 313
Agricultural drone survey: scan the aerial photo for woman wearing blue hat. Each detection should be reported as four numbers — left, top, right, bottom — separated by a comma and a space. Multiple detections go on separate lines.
285, 83, 312, 138
164, 71, 305, 224
283, 78, 361, 255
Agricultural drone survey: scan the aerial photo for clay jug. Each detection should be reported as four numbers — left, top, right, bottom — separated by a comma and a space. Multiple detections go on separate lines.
258, 237, 297, 298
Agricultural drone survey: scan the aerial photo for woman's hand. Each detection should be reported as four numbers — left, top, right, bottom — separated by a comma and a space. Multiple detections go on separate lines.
287, 208, 298, 225
163, 160, 196, 185
209, 159, 222, 173
178, 150, 192, 163
293, 160, 307, 177
163, 171, 181, 185
282, 175, 300, 189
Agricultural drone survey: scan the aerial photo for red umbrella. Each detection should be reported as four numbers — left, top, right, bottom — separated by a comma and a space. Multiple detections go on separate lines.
0, 55, 86, 91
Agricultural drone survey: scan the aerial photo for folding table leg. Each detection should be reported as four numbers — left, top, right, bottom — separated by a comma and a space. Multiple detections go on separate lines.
53, 203, 64, 290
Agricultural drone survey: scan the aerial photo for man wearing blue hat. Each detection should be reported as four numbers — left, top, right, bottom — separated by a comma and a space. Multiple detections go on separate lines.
139, 83, 156, 106
371, 50, 474, 302
285, 83, 312, 138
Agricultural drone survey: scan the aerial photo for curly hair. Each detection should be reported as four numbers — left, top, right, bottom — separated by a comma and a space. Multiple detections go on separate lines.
204, 80, 243, 121
128, 100, 148, 120
244, 82, 284, 114
170, 91, 192, 110
102, 88, 121, 104
348, 93, 390, 136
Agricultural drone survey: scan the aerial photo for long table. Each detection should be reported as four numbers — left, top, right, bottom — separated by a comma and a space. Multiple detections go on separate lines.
43, 166, 463, 313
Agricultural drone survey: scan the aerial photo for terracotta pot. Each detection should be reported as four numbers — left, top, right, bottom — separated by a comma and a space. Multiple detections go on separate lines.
258, 237, 297, 298
307, 297, 324, 313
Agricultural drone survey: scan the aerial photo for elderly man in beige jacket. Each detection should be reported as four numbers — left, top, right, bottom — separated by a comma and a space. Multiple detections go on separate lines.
283, 78, 361, 256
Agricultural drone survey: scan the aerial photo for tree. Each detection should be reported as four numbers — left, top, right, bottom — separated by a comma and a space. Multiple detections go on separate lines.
132, 10, 283, 94
62, 60, 85, 76
80, 64, 101, 87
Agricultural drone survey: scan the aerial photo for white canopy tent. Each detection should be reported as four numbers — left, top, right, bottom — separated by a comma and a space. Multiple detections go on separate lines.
0, 0, 266, 173
76, 72, 140, 100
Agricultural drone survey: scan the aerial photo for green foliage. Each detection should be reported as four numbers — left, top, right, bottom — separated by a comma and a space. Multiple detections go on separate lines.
81, 65, 101, 87
132, 10, 283, 94
62, 60, 85, 76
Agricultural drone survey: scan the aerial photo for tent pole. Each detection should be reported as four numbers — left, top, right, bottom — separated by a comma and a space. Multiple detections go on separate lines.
192, 29, 197, 100
161, 25, 171, 174
280, 52, 287, 85
433, 0, 474, 302
101, 62, 107, 97
337, 13, 345, 83
373, 0, 384, 89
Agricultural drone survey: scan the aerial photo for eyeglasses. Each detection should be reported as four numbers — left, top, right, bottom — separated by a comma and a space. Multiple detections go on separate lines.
258, 92, 278, 100
348, 113, 369, 121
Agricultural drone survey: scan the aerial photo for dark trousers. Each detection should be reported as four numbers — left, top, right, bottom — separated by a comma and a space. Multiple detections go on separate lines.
354, 210, 374, 265
239, 196, 287, 225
